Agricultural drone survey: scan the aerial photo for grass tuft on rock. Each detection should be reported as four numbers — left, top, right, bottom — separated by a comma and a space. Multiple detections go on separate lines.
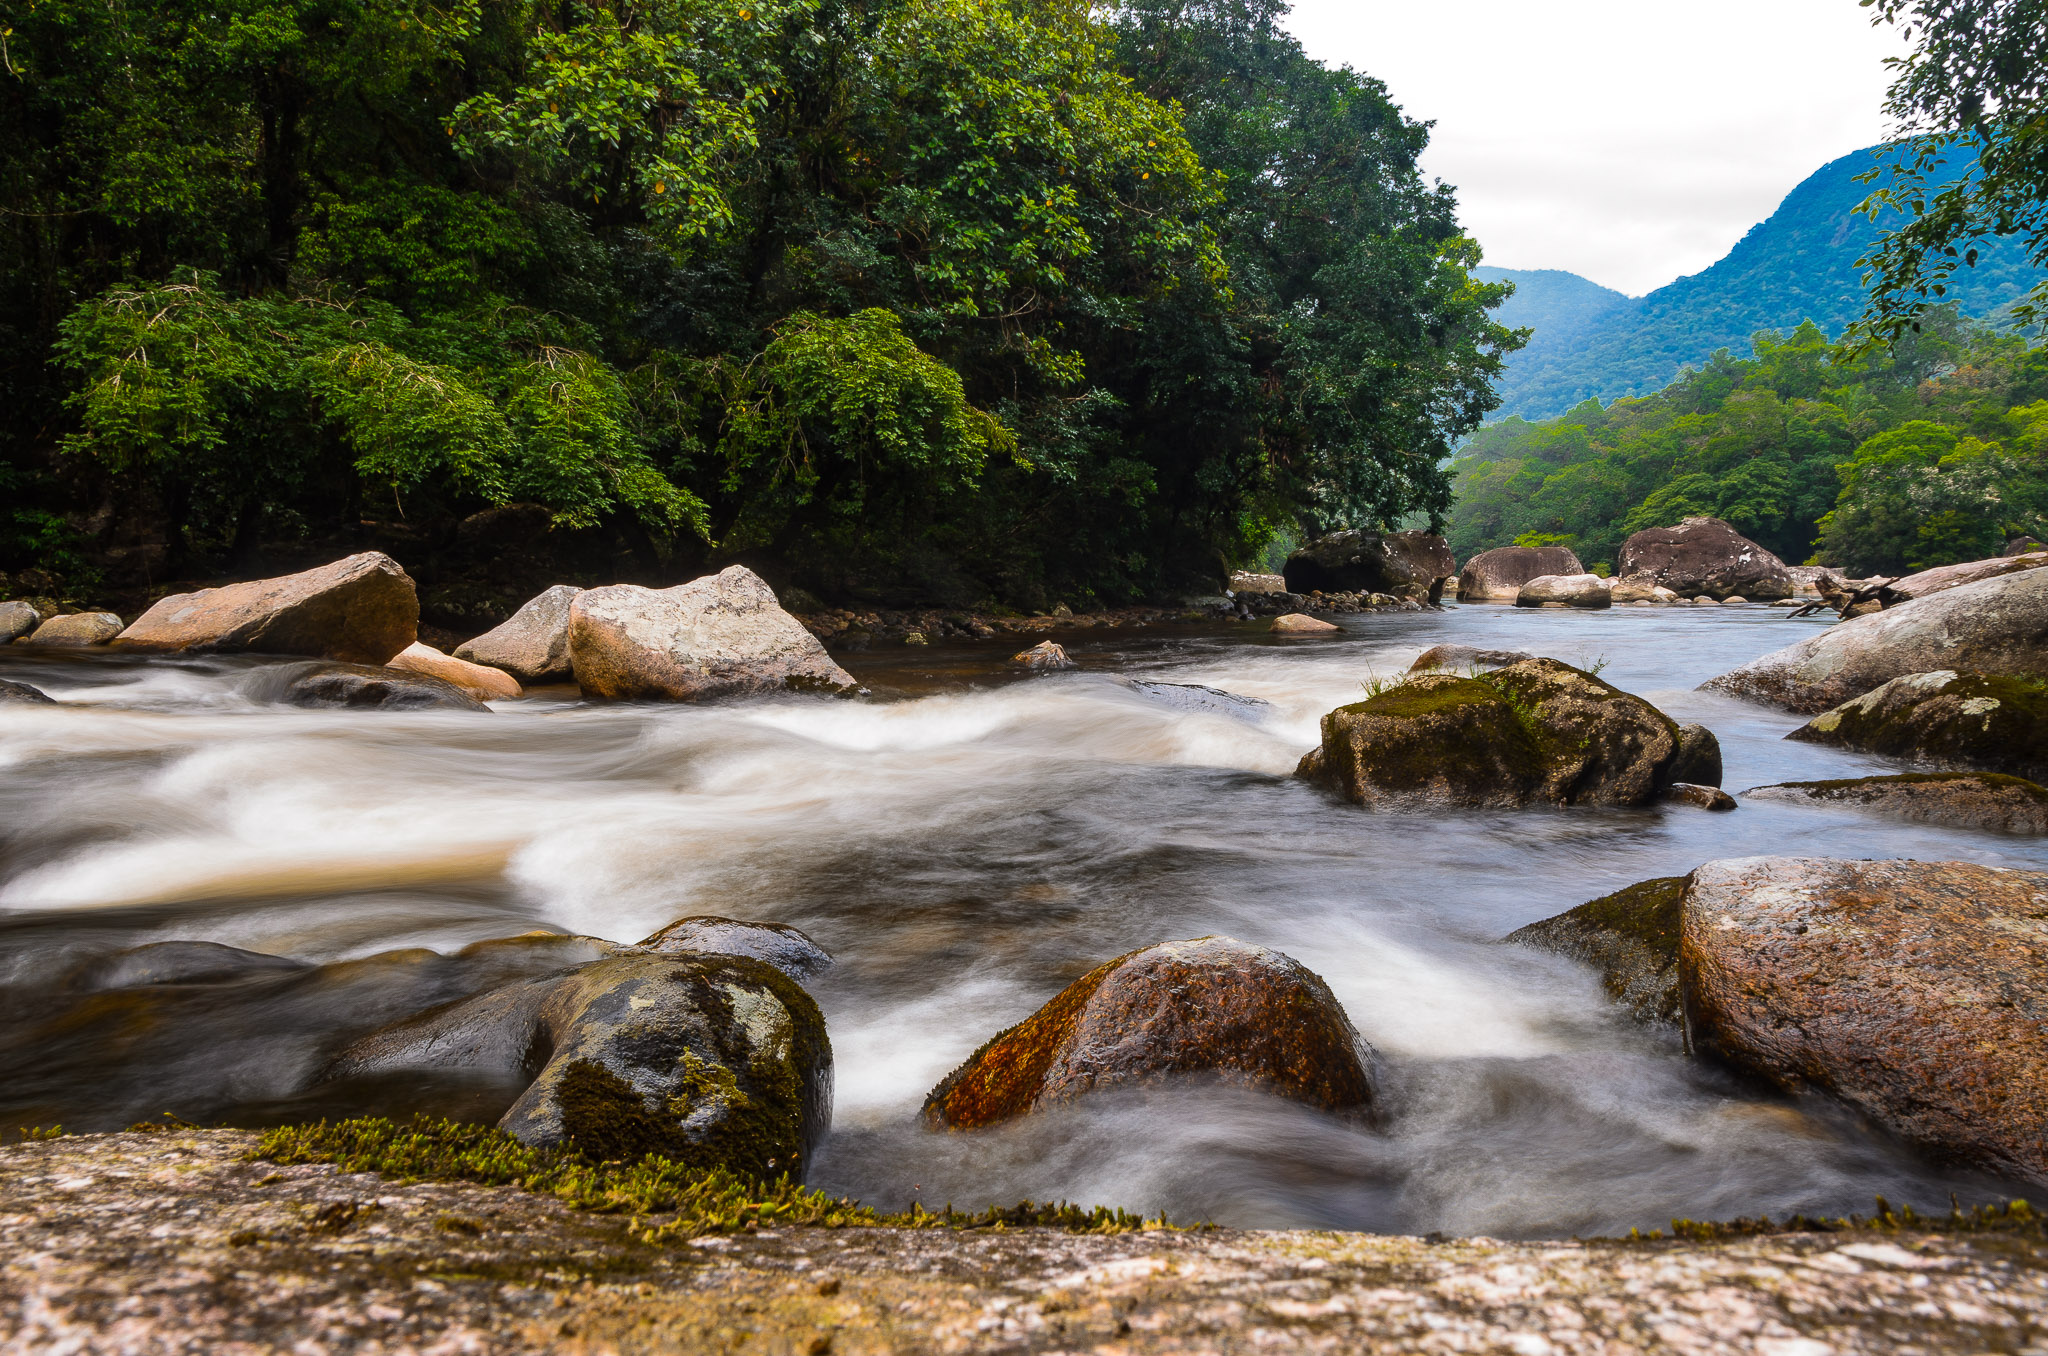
253, 1116, 1169, 1241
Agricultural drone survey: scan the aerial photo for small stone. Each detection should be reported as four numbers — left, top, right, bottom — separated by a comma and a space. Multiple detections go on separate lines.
0, 600, 41, 643
0, 679, 56, 704
387, 642, 522, 701
1012, 640, 1076, 671
1271, 613, 1339, 635
28, 612, 124, 646
1664, 783, 1736, 810
1722, 595, 1748, 605
903, 631, 928, 646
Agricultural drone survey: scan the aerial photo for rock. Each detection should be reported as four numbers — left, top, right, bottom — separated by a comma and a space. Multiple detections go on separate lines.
638, 916, 834, 981
28, 612, 124, 646
1606, 575, 1665, 604
567, 566, 859, 702
1271, 612, 1339, 635
1228, 571, 1287, 594
1506, 876, 1688, 1027
1723, 596, 1748, 605
69, 941, 311, 991
0, 679, 54, 705
1742, 772, 2048, 834
386, 642, 522, 701
1664, 783, 1736, 811
1681, 856, 2048, 1186
1407, 644, 1535, 673
1514, 574, 1612, 608
1783, 670, 2048, 781
115, 553, 417, 664
1013, 640, 1076, 671
1786, 565, 1839, 596
1117, 679, 1273, 719
1456, 545, 1584, 601
452, 584, 582, 683
1281, 530, 1454, 602
1667, 723, 1723, 788
1702, 568, 2048, 713
1883, 551, 2048, 603
0, 601, 40, 643
1297, 658, 1683, 808
245, 661, 489, 712
923, 936, 1374, 1129
2006, 535, 2046, 556
1616, 517, 1793, 600
1691, 595, 1719, 606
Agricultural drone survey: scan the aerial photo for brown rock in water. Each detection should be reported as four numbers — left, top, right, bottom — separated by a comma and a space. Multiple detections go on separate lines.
1681, 856, 2048, 1187
0, 600, 40, 643
568, 566, 859, 702
1702, 568, 2048, 713
1456, 545, 1583, 601
1785, 669, 2048, 781
1608, 574, 1679, 604
1668, 723, 1724, 787
452, 584, 582, 683
1513, 574, 1611, 608
1507, 876, 1688, 1027
1297, 658, 1682, 808
1282, 530, 1454, 602
1013, 640, 1077, 670
1665, 783, 1736, 811
1408, 643, 1535, 673
28, 612, 124, 646
1616, 516, 1793, 600
387, 642, 522, 701
115, 553, 417, 665
1742, 772, 2048, 834
0, 679, 54, 704
923, 936, 1375, 1129
1270, 612, 1339, 635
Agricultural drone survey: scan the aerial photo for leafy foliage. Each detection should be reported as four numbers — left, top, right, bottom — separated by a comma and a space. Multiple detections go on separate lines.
1448, 310, 2048, 575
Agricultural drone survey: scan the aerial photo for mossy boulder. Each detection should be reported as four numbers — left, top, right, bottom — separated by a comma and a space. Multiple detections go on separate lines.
923, 936, 1375, 1129
1784, 670, 2048, 781
1296, 658, 1688, 808
1506, 877, 1688, 1026
1742, 772, 2048, 834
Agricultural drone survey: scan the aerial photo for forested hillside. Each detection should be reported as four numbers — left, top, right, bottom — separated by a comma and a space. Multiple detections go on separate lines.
1448, 308, 2048, 576
0, 0, 1515, 617
1481, 147, 2045, 421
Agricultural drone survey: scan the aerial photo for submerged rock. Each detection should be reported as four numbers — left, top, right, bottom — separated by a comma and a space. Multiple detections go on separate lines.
1282, 530, 1455, 602
1514, 574, 1611, 608
1116, 679, 1273, 720
115, 553, 417, 665
28, 612, 124, 646
1616, 517, 1793, 600
0, 601, 40, 643
923, 936, 1374, 1129
452, 584, 582, 683
1012, 640, 1076, 671
1664, 783, 1736, 811
568, 567, 859, 702
1743, 772, 2048, 834
1297, 658, 1687, 808
1408, 644, 1535, 673
1785, 669, 2048, 781
1456, 545, 1583, 601
0, 679, 54, 705
1702, 568, 2048, 713
68, 941, 311, 991
1682, 856, 2048, 1187
1507, 876, 1688, 1027
247, 661, 488, 712
638, 916, 834, 981
1270, 612, 1338, 635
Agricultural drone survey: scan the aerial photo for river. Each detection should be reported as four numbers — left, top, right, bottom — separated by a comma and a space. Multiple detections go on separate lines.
0, 603, 2032, 1237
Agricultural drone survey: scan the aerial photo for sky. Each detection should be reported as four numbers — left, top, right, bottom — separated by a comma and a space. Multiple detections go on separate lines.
1283, 0, 1909, 297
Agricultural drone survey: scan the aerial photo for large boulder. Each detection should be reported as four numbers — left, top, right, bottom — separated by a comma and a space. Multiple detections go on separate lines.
1681, 857, 2048, 1187
244, 661, 487, 712
567, 566, 859, 702
0, 679, 55, 705
1456, 545, 1584, 601
1507, 877, 1688, 1027
452, 584, 582, 683
1514, 574, 1611, 608
1742, 772, 2048, 834
1297, 658, 1687, 808
28, 612, 123, 646
1884, 551, 2048, 603
1616, 517, 1792, 600
1282, 530, 1455, 602
0, 601, 40, 643
923, 936, 1374, 1129
386, 642, 522, 701
1783, 669, 2048, 781
115, 553, 417, 665
1701, 567, 2048, 713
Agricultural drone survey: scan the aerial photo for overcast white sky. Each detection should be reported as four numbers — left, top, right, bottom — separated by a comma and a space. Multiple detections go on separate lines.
1282, 0, 1908, 296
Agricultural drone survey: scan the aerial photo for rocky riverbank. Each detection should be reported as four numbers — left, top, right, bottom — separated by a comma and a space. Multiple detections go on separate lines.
7, 1129, 2047, 1354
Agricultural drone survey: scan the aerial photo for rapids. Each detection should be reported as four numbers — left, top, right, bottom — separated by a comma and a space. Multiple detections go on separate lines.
0, 604, 2034, 1236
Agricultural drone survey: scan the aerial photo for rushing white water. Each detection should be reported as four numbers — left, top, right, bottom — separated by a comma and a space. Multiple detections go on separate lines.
0, 605, 2035, 1235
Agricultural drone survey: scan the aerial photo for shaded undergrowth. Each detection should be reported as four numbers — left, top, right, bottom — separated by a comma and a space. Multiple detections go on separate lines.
253, 1116, 1172, 1243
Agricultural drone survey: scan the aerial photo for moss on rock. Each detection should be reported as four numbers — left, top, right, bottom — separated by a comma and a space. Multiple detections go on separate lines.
1787, 671, 2048, 782
1507, 877, 1690, 1027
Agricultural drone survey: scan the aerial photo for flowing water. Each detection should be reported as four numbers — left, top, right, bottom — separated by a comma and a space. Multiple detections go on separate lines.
0, 605, 2035, 1236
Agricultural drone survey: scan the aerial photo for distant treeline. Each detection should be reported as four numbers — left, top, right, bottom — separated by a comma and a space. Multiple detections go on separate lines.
1448, 309, 2048, 577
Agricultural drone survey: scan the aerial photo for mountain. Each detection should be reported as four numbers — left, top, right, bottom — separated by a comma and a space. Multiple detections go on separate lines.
1479, 145, 2046, 421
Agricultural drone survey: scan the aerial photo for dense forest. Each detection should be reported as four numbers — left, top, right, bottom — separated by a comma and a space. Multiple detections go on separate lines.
1475, 147, 2045, 422
1447, 308, 2048, 577
0, 0, 1516, 619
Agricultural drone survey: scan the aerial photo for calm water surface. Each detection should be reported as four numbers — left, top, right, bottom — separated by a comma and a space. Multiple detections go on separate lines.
0, 603, 2033, 1236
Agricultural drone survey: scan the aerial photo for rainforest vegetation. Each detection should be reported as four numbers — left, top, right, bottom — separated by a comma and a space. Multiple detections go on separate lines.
0, 0, 1515, 612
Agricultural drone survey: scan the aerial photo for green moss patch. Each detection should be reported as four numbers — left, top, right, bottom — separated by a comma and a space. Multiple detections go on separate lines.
1507, 876, 1690, 1026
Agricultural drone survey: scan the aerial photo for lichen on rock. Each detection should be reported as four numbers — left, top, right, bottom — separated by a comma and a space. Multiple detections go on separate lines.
1784, 670, 2048, 782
